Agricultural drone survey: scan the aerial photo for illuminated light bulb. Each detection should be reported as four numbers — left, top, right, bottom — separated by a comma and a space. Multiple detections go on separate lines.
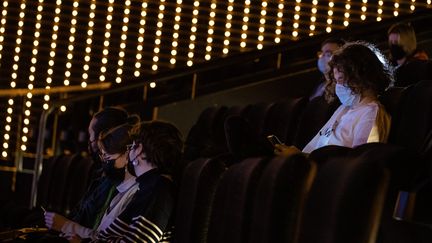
2, 151, 7, 157
3, 143, 8, 149
21, 145, 27, 151
150, 82, 156, 88
43, 104, 49, 110
60, 105, 67, 112
4, 134, 10, 140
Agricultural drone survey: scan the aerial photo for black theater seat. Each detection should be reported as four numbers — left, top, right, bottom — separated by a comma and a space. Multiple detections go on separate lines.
249, 154, 316, 243
207, 158, 266, 243
174, 158, 226, 243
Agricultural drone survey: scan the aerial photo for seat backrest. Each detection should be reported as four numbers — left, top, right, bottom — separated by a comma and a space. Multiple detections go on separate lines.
63, 155, 94, 215
379, 86, 406, 119
263, 97, 308, 145
241, 102, 273, 138
293, 96, 339, 149
249, 154, 317, 243
184, 106, 222, 161
297, 153, 389, 243
389, 80, 432, 152
46, 154, 76, 212
207, 157, 265, 243
200, 106, 229, 158
36, 155, 62, 207
174, 157, 226, 243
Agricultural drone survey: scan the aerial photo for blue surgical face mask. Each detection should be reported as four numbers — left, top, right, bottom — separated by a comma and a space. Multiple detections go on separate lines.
317, 57, 327, 74
335, 83, 360, 107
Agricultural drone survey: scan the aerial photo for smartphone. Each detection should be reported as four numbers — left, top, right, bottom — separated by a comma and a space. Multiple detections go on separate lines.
267, 135, 283, 146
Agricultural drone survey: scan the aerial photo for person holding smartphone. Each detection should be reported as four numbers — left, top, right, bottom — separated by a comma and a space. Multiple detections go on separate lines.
275, 41, 392, 156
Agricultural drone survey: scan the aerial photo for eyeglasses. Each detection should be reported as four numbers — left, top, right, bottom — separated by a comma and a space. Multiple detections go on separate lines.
126, 141, 139, 151
88, 139, 97, 146
317, 50, 333, 59
99, 152, 122, 162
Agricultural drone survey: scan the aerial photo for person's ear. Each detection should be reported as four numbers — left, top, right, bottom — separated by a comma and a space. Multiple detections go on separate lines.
135, 143, 143, 157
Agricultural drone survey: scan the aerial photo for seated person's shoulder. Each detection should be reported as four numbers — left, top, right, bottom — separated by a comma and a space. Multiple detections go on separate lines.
353, 101, 383, 119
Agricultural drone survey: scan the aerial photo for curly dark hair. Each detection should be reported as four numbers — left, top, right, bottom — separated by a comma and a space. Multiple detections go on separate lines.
325, 41, 394, 102
130, 120, 183, 174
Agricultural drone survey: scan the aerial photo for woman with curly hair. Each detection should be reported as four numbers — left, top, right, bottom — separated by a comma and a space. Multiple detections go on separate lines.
276, 41, 393, 155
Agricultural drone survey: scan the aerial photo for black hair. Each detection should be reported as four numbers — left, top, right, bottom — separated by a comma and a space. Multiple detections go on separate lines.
99, 115, 140, 155
321, 37, 346, 48
92, 107, 129, 140
130, 121, 183, 174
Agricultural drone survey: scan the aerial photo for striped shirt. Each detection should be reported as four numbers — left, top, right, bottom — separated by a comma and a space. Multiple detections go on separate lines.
96, 169, 174, 243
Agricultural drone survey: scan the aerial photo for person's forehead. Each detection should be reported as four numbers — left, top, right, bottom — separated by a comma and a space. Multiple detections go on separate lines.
88, 118, 97, 138
321, 42, 340, 52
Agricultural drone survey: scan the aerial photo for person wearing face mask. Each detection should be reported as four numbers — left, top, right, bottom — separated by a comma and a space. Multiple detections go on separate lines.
44, 120, 141, 242
94, 120, 183, 243
387, 22, 432, 87
42, 107, 138, 238
310, 37, 345, 100
276, 41, 392, 155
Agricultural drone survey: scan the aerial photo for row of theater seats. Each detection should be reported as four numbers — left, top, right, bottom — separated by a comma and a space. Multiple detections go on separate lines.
0, 153, 96, 229
185, 80, 432, 165
175, 142, 429, 243
36, 153, 96, 215
184, 95, 339, 161
177, 80, 432, 242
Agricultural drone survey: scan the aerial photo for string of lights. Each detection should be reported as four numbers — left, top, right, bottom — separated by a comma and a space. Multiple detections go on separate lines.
377, 0, 384, 21
134, 1, 148, 77
4, 0, 25, 156
151, 0, 165, 72
169, 0, 181, 66
361, 0, 368, 20
0, 0, 429, 159
222, 0, 234, 55
1, 0, 9, 157
344, 1, 351, 27
326, 1, 334, 33
186, 1, 199, 67
99, 0, 114, 82
240, 0, 250, 49
293, 0, 301, 38
257, 1, 267, 49
205, 0, 217, 60
115, 0, 131, 83
81, 0, 97, 88
63, 0, 79, 87
21, 0, 45, 152
310, 0, 318, 36
274, 1, 284, 44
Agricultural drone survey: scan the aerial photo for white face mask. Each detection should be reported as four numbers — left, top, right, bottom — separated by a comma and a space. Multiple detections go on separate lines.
335, 83, 360, 107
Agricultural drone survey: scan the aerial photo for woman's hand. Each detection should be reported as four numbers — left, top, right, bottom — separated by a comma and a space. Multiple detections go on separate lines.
274, 144, 301, 157
44, 211, 69, 231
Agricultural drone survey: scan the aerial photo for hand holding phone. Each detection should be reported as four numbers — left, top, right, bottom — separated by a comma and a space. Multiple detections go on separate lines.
267, 135, 283, 147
